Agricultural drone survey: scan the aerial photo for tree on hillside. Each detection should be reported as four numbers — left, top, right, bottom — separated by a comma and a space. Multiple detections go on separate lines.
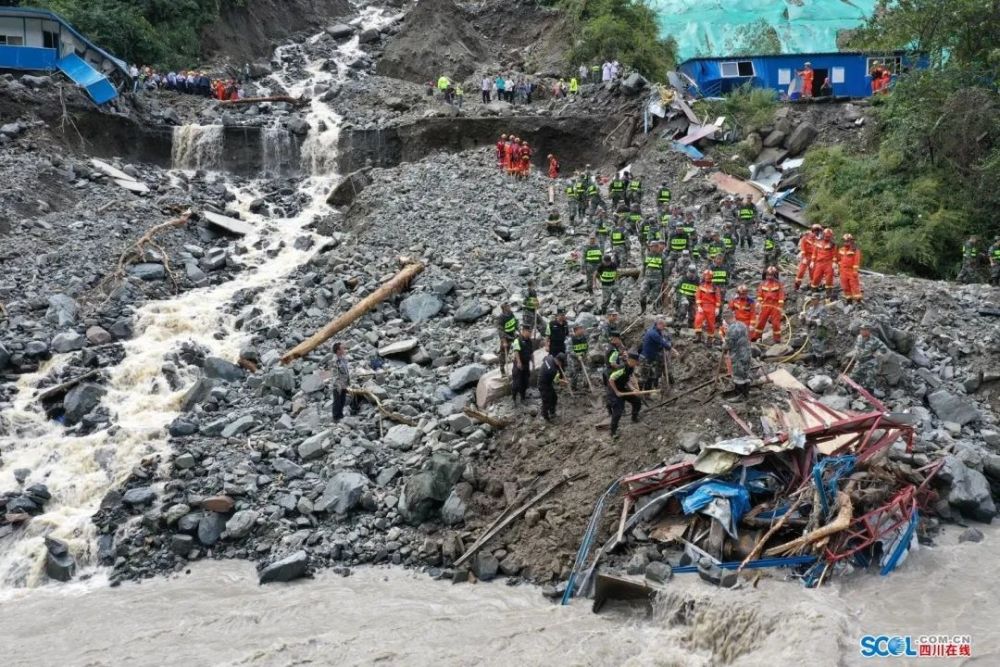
558, 0, 677, 80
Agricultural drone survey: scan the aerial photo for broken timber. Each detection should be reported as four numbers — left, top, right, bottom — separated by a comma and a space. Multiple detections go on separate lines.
454, 473, 584, 567
348, 388, 417, 426
36, 369, 100, 403
281, 262, 425, 364
463, 406, 511, 429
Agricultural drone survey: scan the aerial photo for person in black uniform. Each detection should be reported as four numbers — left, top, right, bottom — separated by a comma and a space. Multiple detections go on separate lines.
497, 302, 518, 376
545, 310, 569, 357
510, 324, 534, 403
538, 352, 566, 421
607, 352, 641, 438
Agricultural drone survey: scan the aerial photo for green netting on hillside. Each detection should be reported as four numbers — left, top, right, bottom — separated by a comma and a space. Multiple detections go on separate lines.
653, 0, 877, 60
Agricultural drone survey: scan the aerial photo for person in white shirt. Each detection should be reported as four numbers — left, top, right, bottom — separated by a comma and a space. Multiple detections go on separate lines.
481, 76, 491, 103
602, 61, 612, 82
579, 64, 588, 81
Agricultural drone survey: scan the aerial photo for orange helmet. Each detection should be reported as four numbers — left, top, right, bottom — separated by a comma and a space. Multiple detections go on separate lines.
500, 133, 507, 139
823, 228, 834, 239
547, 153, 553, 159
811, 224, 822, 233
766, 266, 779, 277
737, 284, 748, 295
702, 270, 714, 282
842, 233, 854, 242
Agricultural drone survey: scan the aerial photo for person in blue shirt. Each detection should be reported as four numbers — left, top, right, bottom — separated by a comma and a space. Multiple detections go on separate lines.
639, 318, 674, 391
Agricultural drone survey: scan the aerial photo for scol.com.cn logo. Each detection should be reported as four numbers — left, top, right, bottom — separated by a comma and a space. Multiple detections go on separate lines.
860, 635, 973, 658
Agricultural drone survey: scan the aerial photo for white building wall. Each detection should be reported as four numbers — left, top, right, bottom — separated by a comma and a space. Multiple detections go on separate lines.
23, 18, 44, 47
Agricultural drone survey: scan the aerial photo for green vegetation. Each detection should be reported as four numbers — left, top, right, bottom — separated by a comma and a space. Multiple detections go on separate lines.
802, 0, 999, 278
0, 0, 246, 69
695, 83, 778, 135
548, 0, 677, 81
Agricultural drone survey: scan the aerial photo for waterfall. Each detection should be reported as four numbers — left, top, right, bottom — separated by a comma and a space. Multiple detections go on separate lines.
261, 127, 294, 177
171, 125, 224, 171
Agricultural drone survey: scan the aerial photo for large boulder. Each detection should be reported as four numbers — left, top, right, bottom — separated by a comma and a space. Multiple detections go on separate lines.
384, 424, 422, 450
454, 300, 489, 323
325, 23, 355, 40
262, 368, 296, 394
621, 72, 649, 95
298, 430, 332, 461
63, 383, 106, 425
225, 509, 258, 539
45, 294, 79, 328
315, 471, 369, 514
44, 537, 76, 582
128, 263, 166, 281
203, 357, 245, 382
400, 293, 443, 323
51, 332, 85, 354
327, 168, 371, 207
448, 363, 487, 391
927, 390, 981, 426
259, 550, 309, 584
398, 452, 465, 525
784, 123, 818, 157
941, 457, 996, 521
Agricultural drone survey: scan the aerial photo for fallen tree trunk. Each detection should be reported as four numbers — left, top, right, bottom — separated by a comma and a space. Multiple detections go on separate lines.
463, 406, 511, 429
36, 369, 100, 403
348, 387, 418, 426
765, 492, 853, 556
218, 96, 308, 107
281, 262, 425, 364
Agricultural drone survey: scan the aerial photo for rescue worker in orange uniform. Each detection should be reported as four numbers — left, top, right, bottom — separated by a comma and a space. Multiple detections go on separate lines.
798, 62, 814, 98
502, 135, 513, 172
509, 138, 521, 176
810, 228, 838, 298
729, 284, 756, 328
547, 154, 559, 179
496, 134, 507, 168
794, 224, 822, 291
519, 141, 532, 178
694, 270, 722, 342
837, 233, 863, 302
752, 266, 785, 343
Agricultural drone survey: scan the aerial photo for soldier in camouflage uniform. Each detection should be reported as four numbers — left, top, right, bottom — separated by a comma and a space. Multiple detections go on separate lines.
799, 295, 832, 366
761, 224, 782, 279
639, 239, 667, 314
989, 235, 1000, 286
567, 323, 591, 391
849, 322, 887, 389
724, 314, 752, 396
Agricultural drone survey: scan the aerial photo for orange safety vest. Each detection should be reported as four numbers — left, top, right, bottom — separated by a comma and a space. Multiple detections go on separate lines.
813, 239, 837, 263
729, 296, 755, 324
838, 245, 861, 270
757, 279, 785, 306
695, 283, 720, 308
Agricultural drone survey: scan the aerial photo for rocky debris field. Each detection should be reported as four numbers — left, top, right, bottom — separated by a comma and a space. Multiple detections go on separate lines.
74, 146, 1000, 588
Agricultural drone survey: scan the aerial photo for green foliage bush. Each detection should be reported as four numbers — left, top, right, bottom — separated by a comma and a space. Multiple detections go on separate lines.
550, 0, 677, 80
695, 84, 778, 135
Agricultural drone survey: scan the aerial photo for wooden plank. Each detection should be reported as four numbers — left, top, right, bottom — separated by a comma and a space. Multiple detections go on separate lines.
115, 179, 149, 193
90, 158, 134, 182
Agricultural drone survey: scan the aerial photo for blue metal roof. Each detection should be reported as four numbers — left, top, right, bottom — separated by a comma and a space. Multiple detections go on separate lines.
678, 50, 913, 67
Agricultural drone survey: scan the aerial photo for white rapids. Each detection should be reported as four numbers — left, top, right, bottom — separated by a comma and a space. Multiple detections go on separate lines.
0, 7, 400, 589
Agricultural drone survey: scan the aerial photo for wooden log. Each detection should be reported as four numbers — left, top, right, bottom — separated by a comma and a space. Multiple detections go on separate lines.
765, 492, 853, 556
454, 473, 584, 567
36, 369, 100, 403
463, 406, 511, 429
348, 387, 418, 426
737, 491, 806, 572
281, 262, 425, 364
218, 95, 308, 107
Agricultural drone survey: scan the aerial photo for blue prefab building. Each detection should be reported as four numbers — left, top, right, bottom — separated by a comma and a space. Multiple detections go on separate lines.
677, 51, 928, 99
0, 6, 130, 104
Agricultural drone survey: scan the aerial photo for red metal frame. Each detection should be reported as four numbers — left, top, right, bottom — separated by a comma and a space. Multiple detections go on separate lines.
621, 461, 701, 500
824, 487, 918, 562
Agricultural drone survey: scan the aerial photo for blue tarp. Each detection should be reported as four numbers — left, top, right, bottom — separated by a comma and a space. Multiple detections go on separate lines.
56, 54, 118, 105
680, 480, 751, 536
652, 0, 878, 60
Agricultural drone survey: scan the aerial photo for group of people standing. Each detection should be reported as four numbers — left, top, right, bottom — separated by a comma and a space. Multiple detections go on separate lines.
494, 134, 534, 178
129, 65, 243, 101
958, 235, 1000, 285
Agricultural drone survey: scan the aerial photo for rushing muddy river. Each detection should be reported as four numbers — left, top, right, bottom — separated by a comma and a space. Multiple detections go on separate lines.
1, 525, 995, 666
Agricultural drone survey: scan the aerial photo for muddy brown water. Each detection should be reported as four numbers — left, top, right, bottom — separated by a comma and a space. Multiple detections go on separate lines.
0, 525, 995, 667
